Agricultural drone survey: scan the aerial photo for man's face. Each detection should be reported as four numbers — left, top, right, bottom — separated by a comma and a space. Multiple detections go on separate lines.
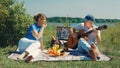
84, 20, 93, 29
84, 36, 89, 41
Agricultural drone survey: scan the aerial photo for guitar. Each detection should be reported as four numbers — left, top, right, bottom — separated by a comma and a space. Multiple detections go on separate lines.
67, 25, 107, 49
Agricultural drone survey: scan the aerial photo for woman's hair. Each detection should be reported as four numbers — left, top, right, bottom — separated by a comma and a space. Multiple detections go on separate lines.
34, 13, 46, 22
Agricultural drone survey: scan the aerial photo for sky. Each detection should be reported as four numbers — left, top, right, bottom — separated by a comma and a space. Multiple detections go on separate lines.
22, 0, 120, 19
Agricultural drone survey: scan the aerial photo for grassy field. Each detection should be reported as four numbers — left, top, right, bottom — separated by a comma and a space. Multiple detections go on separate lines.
0, 23, 120, 68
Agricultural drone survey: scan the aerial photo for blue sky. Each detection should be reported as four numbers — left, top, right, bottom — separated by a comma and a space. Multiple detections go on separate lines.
22, 0, 120, 19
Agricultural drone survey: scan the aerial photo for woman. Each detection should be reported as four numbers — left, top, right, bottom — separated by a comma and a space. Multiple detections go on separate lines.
17, 13, 47, 62
70, 15, 101, 61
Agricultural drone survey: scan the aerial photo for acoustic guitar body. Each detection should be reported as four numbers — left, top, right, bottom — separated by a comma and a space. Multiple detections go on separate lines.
67, 30, 85, 49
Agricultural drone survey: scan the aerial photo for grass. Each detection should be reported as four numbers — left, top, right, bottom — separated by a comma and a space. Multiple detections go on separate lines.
0, 23, 120, 68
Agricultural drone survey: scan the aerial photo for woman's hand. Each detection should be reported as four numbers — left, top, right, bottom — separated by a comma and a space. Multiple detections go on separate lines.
32, 23, 47, 40
42, 23, 47, 28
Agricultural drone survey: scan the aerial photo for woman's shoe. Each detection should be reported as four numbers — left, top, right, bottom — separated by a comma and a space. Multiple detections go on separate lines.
17, 52, 28, 60
25, 55, 33, 63
17, 52, 26, 60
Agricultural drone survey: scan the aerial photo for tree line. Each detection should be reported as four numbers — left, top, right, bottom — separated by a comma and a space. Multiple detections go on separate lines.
47, 17, 120, 23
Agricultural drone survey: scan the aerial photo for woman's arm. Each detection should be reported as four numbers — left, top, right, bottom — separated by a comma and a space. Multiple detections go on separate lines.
39, 39, 44, 51
31, 24, 47, 50
31, 24, 47, 40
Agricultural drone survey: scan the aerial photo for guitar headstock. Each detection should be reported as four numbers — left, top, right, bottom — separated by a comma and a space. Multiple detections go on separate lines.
97, 25, 107, 30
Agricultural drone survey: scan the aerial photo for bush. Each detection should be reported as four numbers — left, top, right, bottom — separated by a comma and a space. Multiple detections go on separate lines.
0, 0, 33, 47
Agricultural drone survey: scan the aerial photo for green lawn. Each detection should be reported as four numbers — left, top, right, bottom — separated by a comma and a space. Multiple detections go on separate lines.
0, 23, 120, 68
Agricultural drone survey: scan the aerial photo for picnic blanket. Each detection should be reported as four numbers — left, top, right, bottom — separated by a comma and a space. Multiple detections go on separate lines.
8, 49, 111, 62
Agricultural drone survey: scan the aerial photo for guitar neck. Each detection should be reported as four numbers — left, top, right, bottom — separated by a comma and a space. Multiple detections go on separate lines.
78, 28, 98, 39
85, 28, 98, 34
78, 25, 107, 39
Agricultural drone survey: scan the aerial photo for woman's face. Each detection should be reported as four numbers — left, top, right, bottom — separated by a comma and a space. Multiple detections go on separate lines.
84, 20, 93, 29
37, 17, 46, 26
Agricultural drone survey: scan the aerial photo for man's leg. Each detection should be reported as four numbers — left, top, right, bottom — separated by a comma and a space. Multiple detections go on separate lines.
89, 44, 99, 61
78, 38, 91, 53
78, 38, 98, 61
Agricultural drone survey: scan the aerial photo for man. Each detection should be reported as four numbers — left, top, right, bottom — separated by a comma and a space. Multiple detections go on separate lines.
70, 15, 101, 61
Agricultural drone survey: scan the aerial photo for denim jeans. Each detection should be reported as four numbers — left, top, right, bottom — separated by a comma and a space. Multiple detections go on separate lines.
77, 38, 99, 54
77, 38, 91, 54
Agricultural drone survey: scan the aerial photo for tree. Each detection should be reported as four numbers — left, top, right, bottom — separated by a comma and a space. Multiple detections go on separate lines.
0, 0, 33, 47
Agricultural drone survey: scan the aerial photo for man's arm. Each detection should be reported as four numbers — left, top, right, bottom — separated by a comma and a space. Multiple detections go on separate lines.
93, 30, 102, 44
69, 27, 78, 38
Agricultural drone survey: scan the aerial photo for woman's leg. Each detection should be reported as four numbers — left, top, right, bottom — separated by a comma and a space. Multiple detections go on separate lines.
25, 49, 41, 62
17, 38, 36, 53
25, 41, 41, 53
25, 41, 41, 62
18, 40, 40, 60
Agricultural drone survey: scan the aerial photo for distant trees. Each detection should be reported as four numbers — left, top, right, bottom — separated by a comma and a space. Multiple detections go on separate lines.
47, 17, 83, 23
0, 0, 33, 47
47, 17, 120, 23
95, 19, 120, 23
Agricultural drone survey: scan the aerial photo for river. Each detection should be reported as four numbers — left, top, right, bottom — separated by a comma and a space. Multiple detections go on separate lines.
47, 22, 114, 27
